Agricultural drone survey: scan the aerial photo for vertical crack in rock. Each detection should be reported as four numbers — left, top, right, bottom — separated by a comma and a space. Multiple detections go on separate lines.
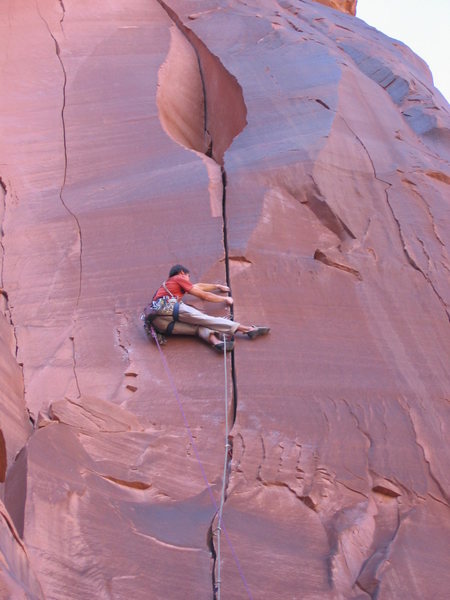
0, 178, 23, 363
155, 0, 247, 408
342, 399, 373, 455
207, 520, 218, 594
36, 1, 84, 399
0, 177, 7, 285
156, 3, 247, 594
209, 435, 233, 599
0, 179, 29, 431
35, 1, 83, 308
58, 1, 66, 30
220, 168, 239, 423
69, 336, 81, 399
0, 177, 11, 347
342, 118, 450, 321
156, 0, 247, 165
0, 430, 7, 483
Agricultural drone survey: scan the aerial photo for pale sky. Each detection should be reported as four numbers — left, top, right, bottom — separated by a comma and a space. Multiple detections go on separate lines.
356, 0, 450, 101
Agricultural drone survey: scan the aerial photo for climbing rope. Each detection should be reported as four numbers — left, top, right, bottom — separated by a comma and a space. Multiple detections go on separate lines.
215, 334, 230, 599
150, 327, 253, 600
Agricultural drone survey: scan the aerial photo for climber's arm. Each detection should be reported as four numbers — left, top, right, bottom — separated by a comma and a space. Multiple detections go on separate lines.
189, 284, 233, 305
195, 283, 230, 293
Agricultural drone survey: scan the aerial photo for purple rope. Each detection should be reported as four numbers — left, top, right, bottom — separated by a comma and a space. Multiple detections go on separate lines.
150, 327, 254, 600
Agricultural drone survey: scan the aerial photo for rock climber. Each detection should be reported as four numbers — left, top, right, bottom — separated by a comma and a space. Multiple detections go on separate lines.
146, 264, 270, 352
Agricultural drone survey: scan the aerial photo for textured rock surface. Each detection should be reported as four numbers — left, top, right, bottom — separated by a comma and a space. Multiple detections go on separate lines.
314, 0, 357, 16
0, 0, 449, 598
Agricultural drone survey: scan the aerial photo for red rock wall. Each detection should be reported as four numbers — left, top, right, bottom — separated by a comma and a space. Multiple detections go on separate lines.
314, 0, 357, 16
0, 1, 449, 598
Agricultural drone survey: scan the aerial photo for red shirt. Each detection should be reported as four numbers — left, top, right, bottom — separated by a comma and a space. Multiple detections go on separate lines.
153, 275, 193, 301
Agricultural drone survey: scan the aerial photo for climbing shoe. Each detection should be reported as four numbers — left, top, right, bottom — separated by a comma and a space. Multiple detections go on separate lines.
247, 326, 270, 339
212, 340, 235, 353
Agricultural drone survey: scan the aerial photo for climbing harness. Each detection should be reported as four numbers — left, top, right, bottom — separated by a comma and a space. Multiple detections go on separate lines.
141, 281, 180, 341
164, 300, 180, 336
150, 326, 253, 600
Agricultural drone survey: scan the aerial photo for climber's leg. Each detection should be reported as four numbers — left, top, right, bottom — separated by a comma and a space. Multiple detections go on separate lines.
177, 302, 240, 335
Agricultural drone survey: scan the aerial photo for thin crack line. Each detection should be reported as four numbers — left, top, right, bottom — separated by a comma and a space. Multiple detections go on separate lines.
385, 188, 450, 321
342, 398, 373, 456
35, 0, 82, 308
409, 186, 445, 247
0, 178, 22, 363
0, 177, 7, 290
58, 0, 66, 31
220, 168, 239, 425
342, 117, 449, 321
69, 336, 81, 399
35, 0, 84, 399
398, 396, 449, 504
428, 493, 450, 508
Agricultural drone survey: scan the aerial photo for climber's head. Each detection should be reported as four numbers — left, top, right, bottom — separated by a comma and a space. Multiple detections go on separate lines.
169, 264, 190, 278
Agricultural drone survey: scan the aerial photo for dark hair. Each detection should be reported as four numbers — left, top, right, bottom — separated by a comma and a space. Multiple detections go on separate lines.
169, 264, 190, 277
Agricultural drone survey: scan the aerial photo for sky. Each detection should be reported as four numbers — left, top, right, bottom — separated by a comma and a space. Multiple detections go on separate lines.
356, 0, 450, 101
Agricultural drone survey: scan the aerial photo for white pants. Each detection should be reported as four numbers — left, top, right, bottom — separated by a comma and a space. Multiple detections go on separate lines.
152, 302, 240, 342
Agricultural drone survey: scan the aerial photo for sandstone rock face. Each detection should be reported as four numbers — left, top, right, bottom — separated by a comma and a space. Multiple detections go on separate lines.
314, 0, 357, 16
0, 1, 449, 599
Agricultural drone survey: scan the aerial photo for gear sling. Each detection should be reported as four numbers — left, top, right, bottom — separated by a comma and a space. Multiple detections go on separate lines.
142, 281, 180, 338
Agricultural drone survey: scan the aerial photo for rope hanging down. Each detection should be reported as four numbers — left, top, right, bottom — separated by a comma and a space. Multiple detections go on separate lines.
150, 327, 253, 600
215, 334, 230, 599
